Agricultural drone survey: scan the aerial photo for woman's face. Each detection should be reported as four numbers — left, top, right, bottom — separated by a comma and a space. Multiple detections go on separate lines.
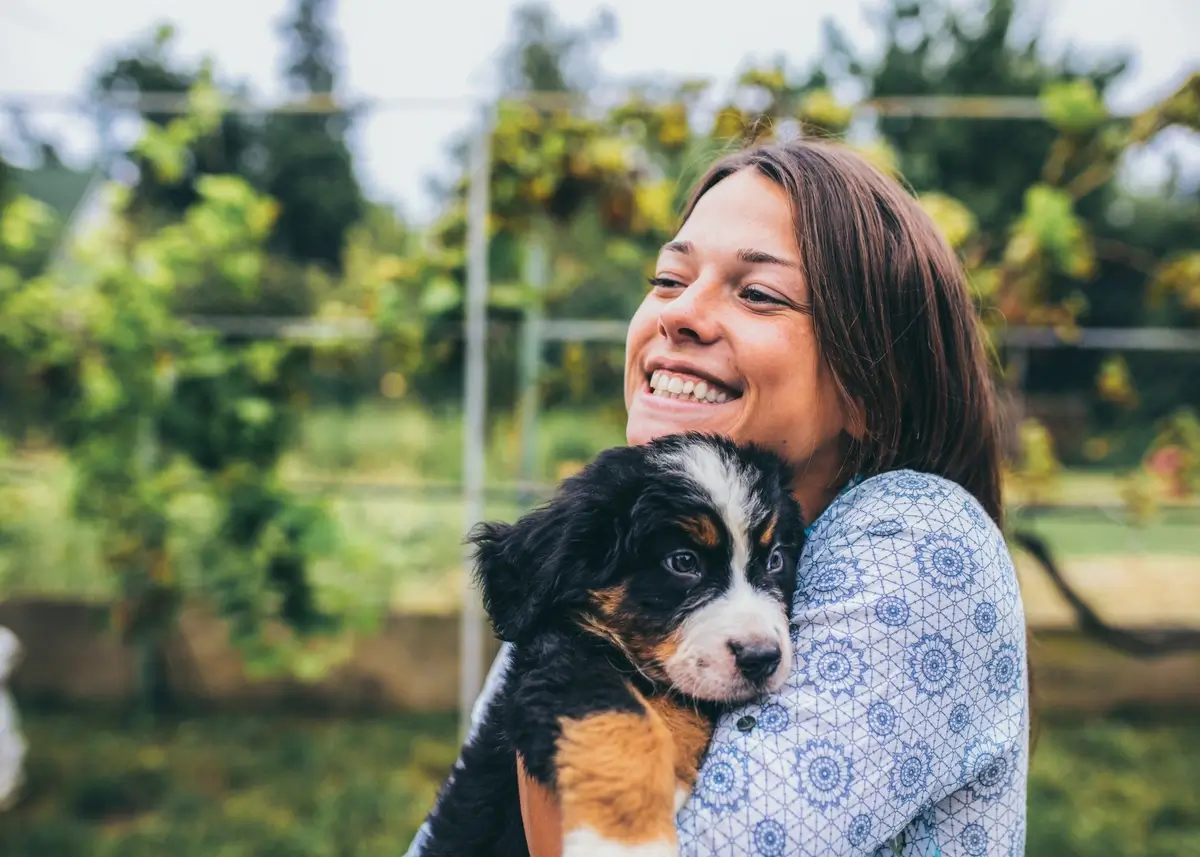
624, 168, 850, 483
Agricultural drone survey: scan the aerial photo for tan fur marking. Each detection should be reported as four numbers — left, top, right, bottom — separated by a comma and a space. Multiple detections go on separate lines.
577, 614, 629, 655
760, 512, 778, 547
556, 709, 677, 845
680, 515, 720, 547
590, 585, 627, 617
646, 627, 682, 673
643, 694, 715, 791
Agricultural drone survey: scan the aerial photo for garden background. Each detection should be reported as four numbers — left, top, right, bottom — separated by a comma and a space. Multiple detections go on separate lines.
1, 0, 1198, 854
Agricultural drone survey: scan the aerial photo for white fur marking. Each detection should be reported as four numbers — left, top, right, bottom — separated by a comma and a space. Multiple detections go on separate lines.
563, 828, 676, 857
665, 569, 792, 701
674, 786, 690, 815
659, 442, 790, 701
662, 443, 762, 578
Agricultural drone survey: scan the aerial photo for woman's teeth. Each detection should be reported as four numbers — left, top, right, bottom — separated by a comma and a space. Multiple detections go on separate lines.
648, 370, 731, 404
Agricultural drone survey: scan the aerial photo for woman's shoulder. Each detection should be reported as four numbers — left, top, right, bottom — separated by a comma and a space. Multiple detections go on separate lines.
812, 468, 1000, 545
803, 468, 1015, 595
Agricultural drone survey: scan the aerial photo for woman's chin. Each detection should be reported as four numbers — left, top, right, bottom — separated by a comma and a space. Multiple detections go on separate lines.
625, 386, 742, 445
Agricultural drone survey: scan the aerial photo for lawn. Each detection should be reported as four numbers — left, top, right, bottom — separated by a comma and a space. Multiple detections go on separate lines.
1, 708, 1197, 857
1, 403, 1196, 612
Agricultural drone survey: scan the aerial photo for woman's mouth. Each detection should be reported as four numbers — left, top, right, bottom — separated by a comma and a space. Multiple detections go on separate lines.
646, 369, 741, 405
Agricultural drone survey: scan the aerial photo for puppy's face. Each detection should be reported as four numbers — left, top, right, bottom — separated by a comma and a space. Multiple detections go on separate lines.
472, 433, 804, 704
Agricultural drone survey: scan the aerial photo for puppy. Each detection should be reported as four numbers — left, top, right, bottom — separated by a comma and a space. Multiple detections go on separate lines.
418, 432, 804, 857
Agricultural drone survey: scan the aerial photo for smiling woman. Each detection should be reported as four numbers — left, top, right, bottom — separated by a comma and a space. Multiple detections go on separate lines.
625, 168, 852, 524
405, 138, 1028, 857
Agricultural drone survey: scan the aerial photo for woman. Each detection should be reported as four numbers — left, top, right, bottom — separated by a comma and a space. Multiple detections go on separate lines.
410, 139, 1029, 857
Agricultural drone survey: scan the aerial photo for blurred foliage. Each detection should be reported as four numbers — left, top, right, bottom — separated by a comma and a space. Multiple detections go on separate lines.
91, 8, 365, 312
6, 0, 1195, 485
1007, 417, 1063, 506
1, 708, 1197, 857
261, 0, 364, 269
2, 408, 1195, 617
349, 0, 1198, 519
833, 0, 1129, 234
1121, 408, 1200, 524
0, 90, 379, 708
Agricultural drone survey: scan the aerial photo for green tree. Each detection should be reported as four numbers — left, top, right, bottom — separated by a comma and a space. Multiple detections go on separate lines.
500, 2, 616, 94
826, 0, 1128, 233
0, 153, 12, 208
93, 25, 263, 228
262, 0, 364, 271
817, 0, 1198, 465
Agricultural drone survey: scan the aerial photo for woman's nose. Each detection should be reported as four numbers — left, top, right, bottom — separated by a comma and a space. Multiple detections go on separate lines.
657, 277, 721, 345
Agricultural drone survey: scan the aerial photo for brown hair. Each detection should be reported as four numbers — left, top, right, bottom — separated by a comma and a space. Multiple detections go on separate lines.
681, 140, 1005, 525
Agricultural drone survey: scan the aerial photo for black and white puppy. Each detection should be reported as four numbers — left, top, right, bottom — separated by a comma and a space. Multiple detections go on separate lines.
418, 432, 804, 857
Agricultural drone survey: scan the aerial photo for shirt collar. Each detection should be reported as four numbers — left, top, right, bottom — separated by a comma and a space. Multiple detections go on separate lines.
803, 474, 863, 538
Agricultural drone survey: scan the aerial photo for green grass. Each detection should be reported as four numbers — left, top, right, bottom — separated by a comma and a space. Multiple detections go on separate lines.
1027, 713, 1200, 857
2, 403, 1197, 609
1016, 511, 1200, 557
2, 709, 459, 857
287, 402, 627, 484
2, 708, 1197, 857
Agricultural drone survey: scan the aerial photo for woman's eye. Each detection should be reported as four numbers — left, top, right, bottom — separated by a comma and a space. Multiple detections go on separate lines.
741, 286, 787, 306
648, 276, 685, 291
767, 547, 785, 574
664, 549, 701, 578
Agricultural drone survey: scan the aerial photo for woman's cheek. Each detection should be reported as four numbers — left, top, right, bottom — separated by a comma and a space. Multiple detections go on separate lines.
623, 303, 658, 404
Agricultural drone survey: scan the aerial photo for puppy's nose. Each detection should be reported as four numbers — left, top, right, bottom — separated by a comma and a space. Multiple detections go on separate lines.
729, 640, 781, 683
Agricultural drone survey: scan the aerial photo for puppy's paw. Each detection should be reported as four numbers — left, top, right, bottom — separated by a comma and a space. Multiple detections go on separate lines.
563, 828, 677, 857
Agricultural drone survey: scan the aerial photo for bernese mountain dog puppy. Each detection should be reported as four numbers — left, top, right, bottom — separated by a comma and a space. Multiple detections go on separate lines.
418, 432, 804, 857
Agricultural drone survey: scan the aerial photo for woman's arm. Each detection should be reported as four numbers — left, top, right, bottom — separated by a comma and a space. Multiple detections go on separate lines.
676, 471, 1029, 857
519, 755, 563, 857
0, 626, 26, 811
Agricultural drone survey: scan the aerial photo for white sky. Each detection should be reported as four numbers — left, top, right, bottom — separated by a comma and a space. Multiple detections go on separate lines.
1, 0, 1197, 221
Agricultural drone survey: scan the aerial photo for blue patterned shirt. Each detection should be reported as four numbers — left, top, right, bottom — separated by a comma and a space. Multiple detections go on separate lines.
407, 469, 1029, 857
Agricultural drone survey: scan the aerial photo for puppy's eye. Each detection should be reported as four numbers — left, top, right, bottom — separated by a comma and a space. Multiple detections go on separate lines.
767, 547, 786, 575
664, 550, 701, 578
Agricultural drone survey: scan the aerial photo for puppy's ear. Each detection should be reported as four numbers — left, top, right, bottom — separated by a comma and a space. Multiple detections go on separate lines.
467, 501, 599, 643
469, 446, 642, 643
467, 520, 525, 641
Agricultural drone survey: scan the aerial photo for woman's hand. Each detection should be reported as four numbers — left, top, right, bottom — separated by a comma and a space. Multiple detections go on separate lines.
517, 753, 564, 857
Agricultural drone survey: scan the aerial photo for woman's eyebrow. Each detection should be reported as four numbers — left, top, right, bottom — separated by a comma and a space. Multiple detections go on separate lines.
660, 241, 799, 269
736, 248, 799, 268
660, 240, 692, 255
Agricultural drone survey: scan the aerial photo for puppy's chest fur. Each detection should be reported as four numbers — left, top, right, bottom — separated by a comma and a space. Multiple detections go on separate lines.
420, 630, 719, 857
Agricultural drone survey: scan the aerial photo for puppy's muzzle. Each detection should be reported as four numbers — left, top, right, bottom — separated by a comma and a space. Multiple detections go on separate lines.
729, 639, 782, 684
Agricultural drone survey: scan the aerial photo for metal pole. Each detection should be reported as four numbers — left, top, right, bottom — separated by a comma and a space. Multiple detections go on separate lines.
517, 219, 550, 506
460, 107, 493, 739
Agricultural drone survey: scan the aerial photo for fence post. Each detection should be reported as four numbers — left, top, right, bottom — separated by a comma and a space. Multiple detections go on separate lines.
459, 106, 493, 740
517, 219, 550, 507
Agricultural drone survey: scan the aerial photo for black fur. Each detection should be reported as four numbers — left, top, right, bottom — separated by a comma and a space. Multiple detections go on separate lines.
418, 433, 805, 857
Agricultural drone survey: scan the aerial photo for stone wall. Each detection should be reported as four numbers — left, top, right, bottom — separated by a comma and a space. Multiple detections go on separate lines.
0, 599, 501, 714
